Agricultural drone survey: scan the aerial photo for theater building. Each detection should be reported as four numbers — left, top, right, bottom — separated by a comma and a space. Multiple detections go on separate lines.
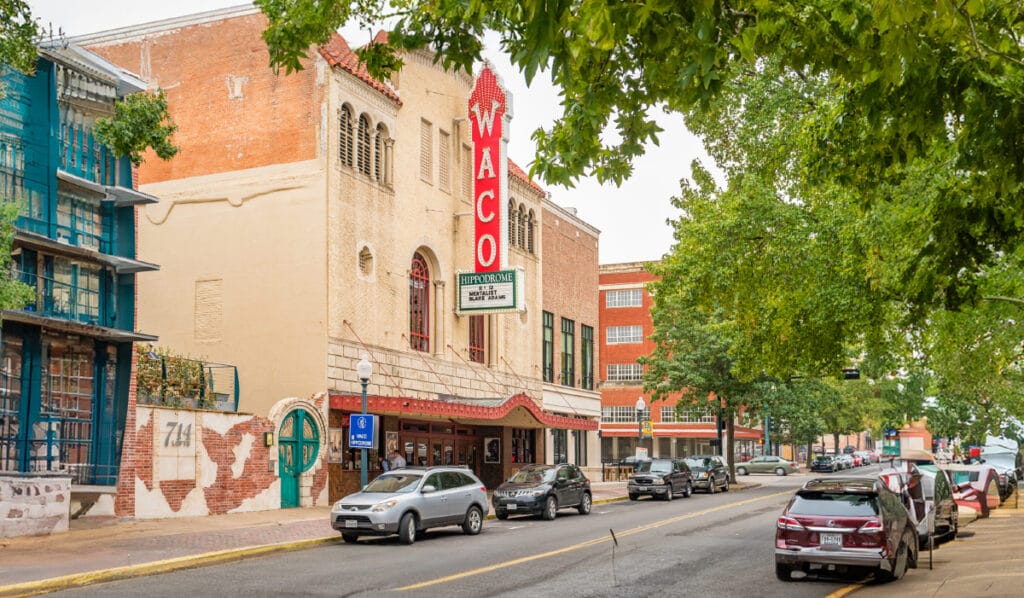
598, 262, 760, 461
79, 5, 598, 506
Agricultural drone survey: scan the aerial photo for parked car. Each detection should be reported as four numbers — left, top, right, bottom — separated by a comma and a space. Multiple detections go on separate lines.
736, 455, 798, 476
331, 466, 488, 545
918, 464, 960, 545
684, 455, 730, 493
492, 463, 592, 520
836, 454, 856, 469
628, 459, 693, 500
944, 463, 1002, 517
981, 436, 1021, 500
811, 456, 839, 473
854, 451, 875, 465
775, 478, 919, 582
851, 454, 863, 467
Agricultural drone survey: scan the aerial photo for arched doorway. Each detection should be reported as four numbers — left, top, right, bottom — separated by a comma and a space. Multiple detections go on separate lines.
279, 408, 320, 508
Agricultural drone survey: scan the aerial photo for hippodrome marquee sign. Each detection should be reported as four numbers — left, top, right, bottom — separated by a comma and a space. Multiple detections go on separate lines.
457, 63, 524, 314
457, 268, 525, 314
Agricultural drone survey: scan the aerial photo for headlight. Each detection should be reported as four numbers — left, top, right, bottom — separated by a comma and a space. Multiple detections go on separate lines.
651, 478, 664, 485
529, 488, 546, 496
698, 473, 709, 479
371, 499, 399, 512
334, 500, 344, 510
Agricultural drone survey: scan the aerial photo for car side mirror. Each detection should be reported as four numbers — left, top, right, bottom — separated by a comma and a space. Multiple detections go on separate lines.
422, 485, 437, 494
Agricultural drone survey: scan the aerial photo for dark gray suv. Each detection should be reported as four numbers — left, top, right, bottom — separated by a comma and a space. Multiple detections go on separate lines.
628, 459, 693, 500
492, 463, 592, 520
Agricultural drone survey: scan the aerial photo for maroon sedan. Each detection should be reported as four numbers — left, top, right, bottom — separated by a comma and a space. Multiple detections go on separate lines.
775, 478, 919, 582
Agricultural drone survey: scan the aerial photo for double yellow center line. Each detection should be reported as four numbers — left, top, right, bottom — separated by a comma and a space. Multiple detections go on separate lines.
397, 489, 793, 591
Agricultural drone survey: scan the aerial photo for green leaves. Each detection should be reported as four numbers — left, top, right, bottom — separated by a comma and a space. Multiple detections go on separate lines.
93, 90, 178, 167
0, 0, 39, 75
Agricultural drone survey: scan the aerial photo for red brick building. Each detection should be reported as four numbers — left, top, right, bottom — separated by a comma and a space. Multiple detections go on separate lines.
598, 262, 761, 461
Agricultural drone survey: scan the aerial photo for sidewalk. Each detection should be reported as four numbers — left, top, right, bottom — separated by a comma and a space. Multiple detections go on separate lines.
843, 490, 1024, 597
0, 481, 633, 596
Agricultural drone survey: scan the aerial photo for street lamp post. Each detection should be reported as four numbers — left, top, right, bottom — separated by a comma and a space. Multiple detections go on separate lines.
636, 396, 646, 457
356, 355, 373, 489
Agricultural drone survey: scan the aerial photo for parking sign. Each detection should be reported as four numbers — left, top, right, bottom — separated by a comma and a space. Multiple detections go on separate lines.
349, 414, 377, 449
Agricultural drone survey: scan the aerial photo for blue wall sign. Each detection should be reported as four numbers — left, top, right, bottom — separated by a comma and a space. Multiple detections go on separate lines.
349, 414, 377, 449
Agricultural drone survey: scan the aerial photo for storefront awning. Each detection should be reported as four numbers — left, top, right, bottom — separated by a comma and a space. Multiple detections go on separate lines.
600, 426, 763, 439
329, 392, 598, 431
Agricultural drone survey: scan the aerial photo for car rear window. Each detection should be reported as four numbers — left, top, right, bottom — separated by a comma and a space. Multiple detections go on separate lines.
790, 493, 880, 516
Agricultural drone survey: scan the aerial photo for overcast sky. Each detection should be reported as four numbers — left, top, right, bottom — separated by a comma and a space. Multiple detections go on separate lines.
29, 0, 713, 265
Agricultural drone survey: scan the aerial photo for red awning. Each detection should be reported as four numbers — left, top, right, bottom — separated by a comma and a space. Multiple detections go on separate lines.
329, 392, 597, 431
600, 426, 763, 439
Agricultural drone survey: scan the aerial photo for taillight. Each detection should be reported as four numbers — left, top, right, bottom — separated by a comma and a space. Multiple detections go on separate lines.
777, 516, 805, 531
790, 462, 797, 468
857, 519, 884, 533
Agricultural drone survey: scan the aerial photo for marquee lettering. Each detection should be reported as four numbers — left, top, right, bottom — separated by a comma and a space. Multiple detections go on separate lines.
470, 99, 501, 138
469, 65, 509, 273
476, 190, 495, 222
477, 235, 496, 268
477, 147, 495, 179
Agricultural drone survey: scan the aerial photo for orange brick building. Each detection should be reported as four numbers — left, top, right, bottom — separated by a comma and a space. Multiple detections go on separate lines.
598, 262, 761, 462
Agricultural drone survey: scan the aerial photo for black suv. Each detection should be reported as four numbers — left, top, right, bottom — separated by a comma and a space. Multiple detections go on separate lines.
811, 455, 838, 473
685, 455, 730, 493
628, 459, 693, 500
492, 463, 592, 520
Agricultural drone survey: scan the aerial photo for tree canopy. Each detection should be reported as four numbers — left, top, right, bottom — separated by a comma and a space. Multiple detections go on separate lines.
0, 0, 39, 74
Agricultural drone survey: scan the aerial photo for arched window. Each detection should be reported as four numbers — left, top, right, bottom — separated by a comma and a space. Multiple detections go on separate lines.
409, 253, 430, 352
527, 209, 536, 254
357, 113, 372, 175
517, 204, 527, 248
508, 199, 517, 248
374, 123, 390, 184
338, 105, 354, 167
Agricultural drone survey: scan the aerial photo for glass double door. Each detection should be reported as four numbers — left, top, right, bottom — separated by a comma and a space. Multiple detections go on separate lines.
400, 421, 479, 472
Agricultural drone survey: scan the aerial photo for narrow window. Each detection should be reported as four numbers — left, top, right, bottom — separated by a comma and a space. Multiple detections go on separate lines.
581, 324, 593, 390
420, 119, 432, 184
561, 318, 575, 387
508, 199, 516, 248
357, 113, 372, 175
374, 123, 387, 183
527, 209, 535, 254
339, 105, 354, 167
517, 204, 526, 248
409, 253, 430, 352
469, 315, 485, 364
439, 129, 450, 191
542, 311, 554, 383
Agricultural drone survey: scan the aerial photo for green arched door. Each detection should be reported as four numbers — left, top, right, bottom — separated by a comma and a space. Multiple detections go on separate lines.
279, 409, 320, 508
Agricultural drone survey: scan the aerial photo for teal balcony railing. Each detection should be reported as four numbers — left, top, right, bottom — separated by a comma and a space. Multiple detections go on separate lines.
136, 349, 240, 413
14, 268, 103, 326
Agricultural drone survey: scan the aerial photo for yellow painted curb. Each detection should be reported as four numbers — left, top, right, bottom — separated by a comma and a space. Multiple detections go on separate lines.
0, 536, 337, 598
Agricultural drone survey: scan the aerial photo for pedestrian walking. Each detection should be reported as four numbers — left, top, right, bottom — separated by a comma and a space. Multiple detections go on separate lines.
390, 449, 406, 469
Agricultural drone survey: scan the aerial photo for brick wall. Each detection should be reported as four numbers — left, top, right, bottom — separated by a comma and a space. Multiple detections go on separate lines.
0, 475, 71, 538
84, 11, 320, 184
598, 263, 662, 409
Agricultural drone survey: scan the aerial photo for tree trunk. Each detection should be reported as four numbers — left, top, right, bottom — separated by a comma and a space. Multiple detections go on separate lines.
806, 440, 814, 468
832, 431, 840, 454
727, 411, 736, 482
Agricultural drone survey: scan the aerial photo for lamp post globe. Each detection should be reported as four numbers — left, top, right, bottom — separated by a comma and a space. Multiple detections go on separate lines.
357, 356, 372, 488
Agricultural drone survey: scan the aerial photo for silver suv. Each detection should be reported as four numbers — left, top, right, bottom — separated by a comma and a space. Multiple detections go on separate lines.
331, 466, 489, 545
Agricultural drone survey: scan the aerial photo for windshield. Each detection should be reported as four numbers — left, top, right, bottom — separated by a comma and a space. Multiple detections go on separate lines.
684, 458, 712, 470
637, 461, 673, 474
790, 493, 880, 516
362, 473, 422, 493
507, 468, 554, 484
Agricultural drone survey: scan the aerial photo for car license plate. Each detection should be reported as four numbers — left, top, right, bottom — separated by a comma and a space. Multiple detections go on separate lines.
638, 486, 648, 491
820, 533, 842, 547
344, 519, 357, 528
507, 503, 517, 511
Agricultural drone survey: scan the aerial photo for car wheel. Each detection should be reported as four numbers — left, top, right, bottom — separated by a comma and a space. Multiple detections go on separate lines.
878, 538, 909, 582
775, 562, 793, 581
709, 478, 717, 494
495, 509, 509, 520
722, 477, 729, 492
664, 484, 674, 501
398, 512, 416, 545
775, 467, 786, 476
341, 532, 359, 544
462, 505, 483, 535
578, 492, 592, 515
542, 496, 558, 520
683, 482, 692, 498
737, 467, 748, 476
629, 493, 639, 501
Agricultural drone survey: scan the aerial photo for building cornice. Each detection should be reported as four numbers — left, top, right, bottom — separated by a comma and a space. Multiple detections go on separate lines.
542, 197, 601, 238
68, 4, 260, 47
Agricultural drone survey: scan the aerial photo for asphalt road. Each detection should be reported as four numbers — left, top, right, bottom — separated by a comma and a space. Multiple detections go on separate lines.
50, 466, 886, 598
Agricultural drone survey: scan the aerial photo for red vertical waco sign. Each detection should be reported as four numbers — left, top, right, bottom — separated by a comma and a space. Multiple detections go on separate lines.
469, 64, 510, 273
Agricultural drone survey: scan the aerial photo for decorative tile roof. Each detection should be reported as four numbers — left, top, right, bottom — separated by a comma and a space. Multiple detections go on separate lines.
319, 33, 402, 105
508, 159, 545, 196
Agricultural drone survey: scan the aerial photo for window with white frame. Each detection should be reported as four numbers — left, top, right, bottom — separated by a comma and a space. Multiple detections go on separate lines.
419, 119, 432, 184
438, 129, 450, 191
606, 325, 643, 344
601, 406, 651, 423
607, 363, 643, 382
661, 406, 716, 423
606, 288, 643, 308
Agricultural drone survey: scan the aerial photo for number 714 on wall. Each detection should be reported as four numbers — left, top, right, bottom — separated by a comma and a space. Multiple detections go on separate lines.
164, 422, 193, 447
